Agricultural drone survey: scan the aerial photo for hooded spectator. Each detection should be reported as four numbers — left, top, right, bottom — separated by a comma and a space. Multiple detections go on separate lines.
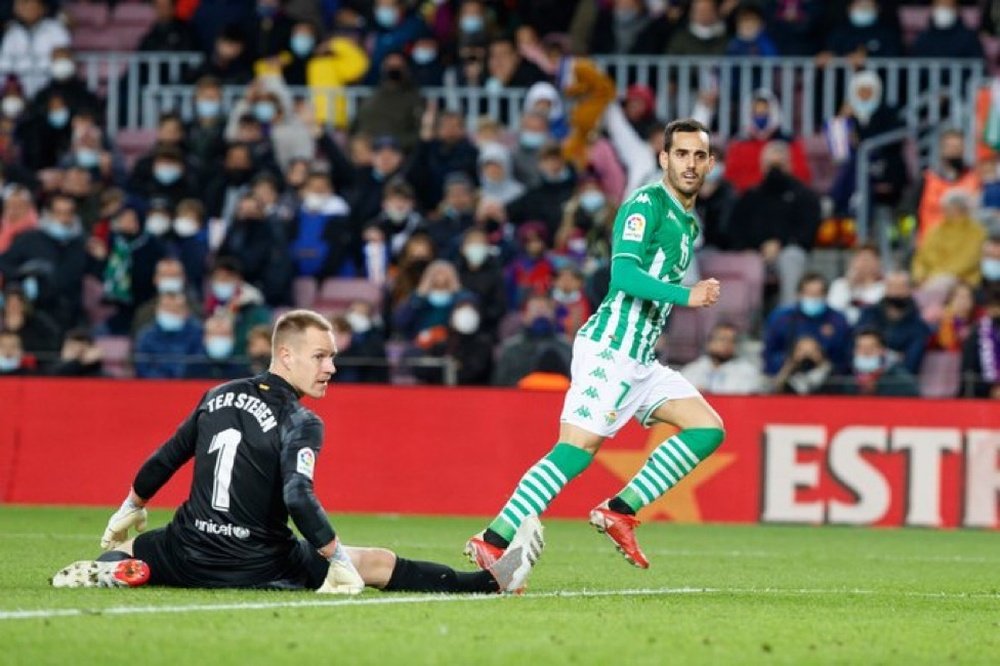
479, 142, 526, 206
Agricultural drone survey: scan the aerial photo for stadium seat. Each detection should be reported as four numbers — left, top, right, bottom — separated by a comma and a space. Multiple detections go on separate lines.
699, 251, 765, 330
114, 129, 156, 170
95, 336, 132, 378
663, 308, 716, 365
918, 350, 961, 398
82, 275, 114, 328
316, 278, 382, 311
292, 277, 318, 308
65, 2, 109, 28
111, 2, 157, 28
73, 27, 121, 52
803, 134, 836, 195
497, 312, 523, 341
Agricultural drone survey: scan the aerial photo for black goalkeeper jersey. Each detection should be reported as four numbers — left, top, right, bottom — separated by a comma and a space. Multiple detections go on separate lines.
132, 372, 335, 582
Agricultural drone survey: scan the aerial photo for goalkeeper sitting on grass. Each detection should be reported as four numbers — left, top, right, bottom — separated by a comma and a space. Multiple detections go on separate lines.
52, 310, 542, 595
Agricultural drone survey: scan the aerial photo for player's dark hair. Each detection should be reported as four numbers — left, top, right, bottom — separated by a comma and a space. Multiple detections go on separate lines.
663, 118, 710, 152
854, 326, 884, 345
797, 271, 828, 293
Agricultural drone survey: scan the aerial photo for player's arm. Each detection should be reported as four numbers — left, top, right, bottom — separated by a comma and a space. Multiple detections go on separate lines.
101, 395, 204, 549
279, 415, 364, 594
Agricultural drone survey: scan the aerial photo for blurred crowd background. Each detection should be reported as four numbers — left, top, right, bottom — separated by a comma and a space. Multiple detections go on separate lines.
0, 0, 999, 400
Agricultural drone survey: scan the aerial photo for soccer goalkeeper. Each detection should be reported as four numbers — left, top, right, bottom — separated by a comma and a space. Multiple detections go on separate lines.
53, 310, 542, 594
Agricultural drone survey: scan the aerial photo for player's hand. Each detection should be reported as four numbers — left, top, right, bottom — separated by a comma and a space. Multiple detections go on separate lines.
687, 279, 720, 308
317, 539, 365, 595
100, 497, 147, 551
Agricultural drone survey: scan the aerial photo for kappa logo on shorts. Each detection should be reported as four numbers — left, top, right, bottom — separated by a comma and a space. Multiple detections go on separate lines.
622, 213, 646, 242
574, 406, 592, 419
583, 386, 600, 400
296, 447, 316, 480
597, 349, 614, 361
589, 367, 608, 381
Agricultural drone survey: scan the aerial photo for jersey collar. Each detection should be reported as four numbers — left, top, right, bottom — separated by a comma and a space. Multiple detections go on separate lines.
259, 371, 302, 400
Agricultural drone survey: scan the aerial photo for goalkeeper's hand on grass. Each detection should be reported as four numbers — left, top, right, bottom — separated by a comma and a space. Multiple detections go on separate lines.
316, 539, 365, 595
100, 496, 148, 550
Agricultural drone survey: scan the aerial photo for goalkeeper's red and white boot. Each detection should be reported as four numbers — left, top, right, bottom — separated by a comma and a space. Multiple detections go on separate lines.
589, 500, 650, 569
487, 515, 545, 594
463, 532, 504, 570
51, 559, 151, 588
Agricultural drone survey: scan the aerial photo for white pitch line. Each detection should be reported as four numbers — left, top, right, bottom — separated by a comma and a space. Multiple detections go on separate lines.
1, 587, 997, 622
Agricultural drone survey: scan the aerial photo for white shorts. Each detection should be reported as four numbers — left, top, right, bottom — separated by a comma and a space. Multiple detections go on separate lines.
559, 335, 701, 438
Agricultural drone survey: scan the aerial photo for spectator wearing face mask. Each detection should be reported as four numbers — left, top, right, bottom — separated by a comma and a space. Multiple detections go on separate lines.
424, 172, 477, 257
667, 0, 728, 56
224, 74, 313, 174
29, 46, 102, 119
410, 35, 445, 87
772, 334, 833, 395
511, 112, 551, 190
48, 326, 103, 376
977, 233, 1000, 306
681, 322, 764, 395
908, 130, 981, 246
186, 77, 227, 183
394, 259, 471, 354
826, 70, 908, 218
0, 328, 35, 375
506, 221, 556, 311
910, 0, 982, 61
725, 89, 811, 192
365, 0, 430, 85
203, 257, 272, 356
134, 291, 203, 379
217, 194, 291, 304
856, 271, 932, 375
130, 256, 201, 338
412, 295, 495, 385
456, 228, 506, 341
85, 203, 166, 335
244, 323, 272, 375
494, 293, 572, 385
334, 299, 389, 384
370, 177, 425, 261
0, 185, 38, 253
127, 144, 197, 210
163, 198, 209, 298
822, 327, 919, 397
345, 134, 412, 229
0, 0, 70, 97
763, 273, 852, 375
188, 312, 245, 380
725, 2, 778, 58
478, 142, 526, 207
288, 170, 355, 281
550, 266, 591, 338
18, 92, 72, 170
0, 192, 86, 331
554, 169, 614, 271
819, 0, 902, 65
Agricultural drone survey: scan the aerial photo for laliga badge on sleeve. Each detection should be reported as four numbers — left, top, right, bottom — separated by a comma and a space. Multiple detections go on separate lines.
623, 213, 646, 242
297, 448, 316, 479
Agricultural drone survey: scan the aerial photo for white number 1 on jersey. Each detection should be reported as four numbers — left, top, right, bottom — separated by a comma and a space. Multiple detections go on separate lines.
208, 428, 242, 511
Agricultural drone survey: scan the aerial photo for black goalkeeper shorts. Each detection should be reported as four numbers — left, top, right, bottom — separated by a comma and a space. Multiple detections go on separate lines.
132, 527, 329, 590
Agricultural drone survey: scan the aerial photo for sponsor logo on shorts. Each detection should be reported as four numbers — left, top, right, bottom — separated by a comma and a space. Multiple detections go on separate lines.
194, 518, 250, 539
623, 213, 646, 242
604, 410, 618, 425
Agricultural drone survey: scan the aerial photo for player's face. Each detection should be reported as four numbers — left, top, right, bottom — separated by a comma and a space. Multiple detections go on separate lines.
660, 131, 713, 198
286, 327, 337, 399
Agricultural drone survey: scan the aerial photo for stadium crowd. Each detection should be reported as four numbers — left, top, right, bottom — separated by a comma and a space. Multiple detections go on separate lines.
0, 0, 998, 399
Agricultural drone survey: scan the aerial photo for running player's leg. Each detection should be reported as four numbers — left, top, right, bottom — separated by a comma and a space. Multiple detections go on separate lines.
610, 393, 725, 517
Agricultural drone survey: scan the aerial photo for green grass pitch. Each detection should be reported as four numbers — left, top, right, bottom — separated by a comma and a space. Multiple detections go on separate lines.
1, 506, 997, 665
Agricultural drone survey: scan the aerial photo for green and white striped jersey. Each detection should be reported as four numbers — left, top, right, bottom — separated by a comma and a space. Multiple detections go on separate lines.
578, 180, 699, 364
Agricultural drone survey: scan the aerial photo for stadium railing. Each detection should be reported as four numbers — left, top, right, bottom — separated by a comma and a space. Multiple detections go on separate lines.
63, 53, 984, 144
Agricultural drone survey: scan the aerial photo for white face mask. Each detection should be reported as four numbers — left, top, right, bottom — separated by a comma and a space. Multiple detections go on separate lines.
50, 58, 75, 81
345, 311, 372, 334
931, 7, 957, 29
451, 306, 480, 334
1, 96, 24, 118
462, 243, 489, 267
146, 213, 171, 236
303, 193, 328, 211
173, 217, 200, 237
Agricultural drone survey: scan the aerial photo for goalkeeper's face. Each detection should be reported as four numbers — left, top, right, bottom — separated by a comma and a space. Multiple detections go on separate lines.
660, 131, 713, 198
282, 327, 338, 399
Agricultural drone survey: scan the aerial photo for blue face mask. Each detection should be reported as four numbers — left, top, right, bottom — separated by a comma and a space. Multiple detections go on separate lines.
76, 148, 100, 168
205, 336, 235, 359
21, 276, 39, 301
157, 277, 184, 294
253, 101, 277, 123
0, 355, 20, 372
579, 190, 606, 213
412, 46, 437, 65
156, 311, 186, 332
854, 354, 882, 374
154, 164, 182, 185
705, 163, 724, 184
41, 219, 79, 242
519, 131, 547, 150
375, 6, 399, 28
427, 290, 453, 308
48, 108, 70, 128
211, 281, 237, 302
800, 297, 827, 317
542, 167, 570, 184
460, 14, 484, 33
526, 316, 555, 338
752, 113, 770, 131
982, 257, 1000, 281
195, 98, 221, 119
290, 34, 314, 57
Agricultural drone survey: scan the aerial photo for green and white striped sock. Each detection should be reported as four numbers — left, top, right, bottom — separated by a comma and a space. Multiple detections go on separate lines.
616, 427, 725, 511
487, 443, 593, 543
